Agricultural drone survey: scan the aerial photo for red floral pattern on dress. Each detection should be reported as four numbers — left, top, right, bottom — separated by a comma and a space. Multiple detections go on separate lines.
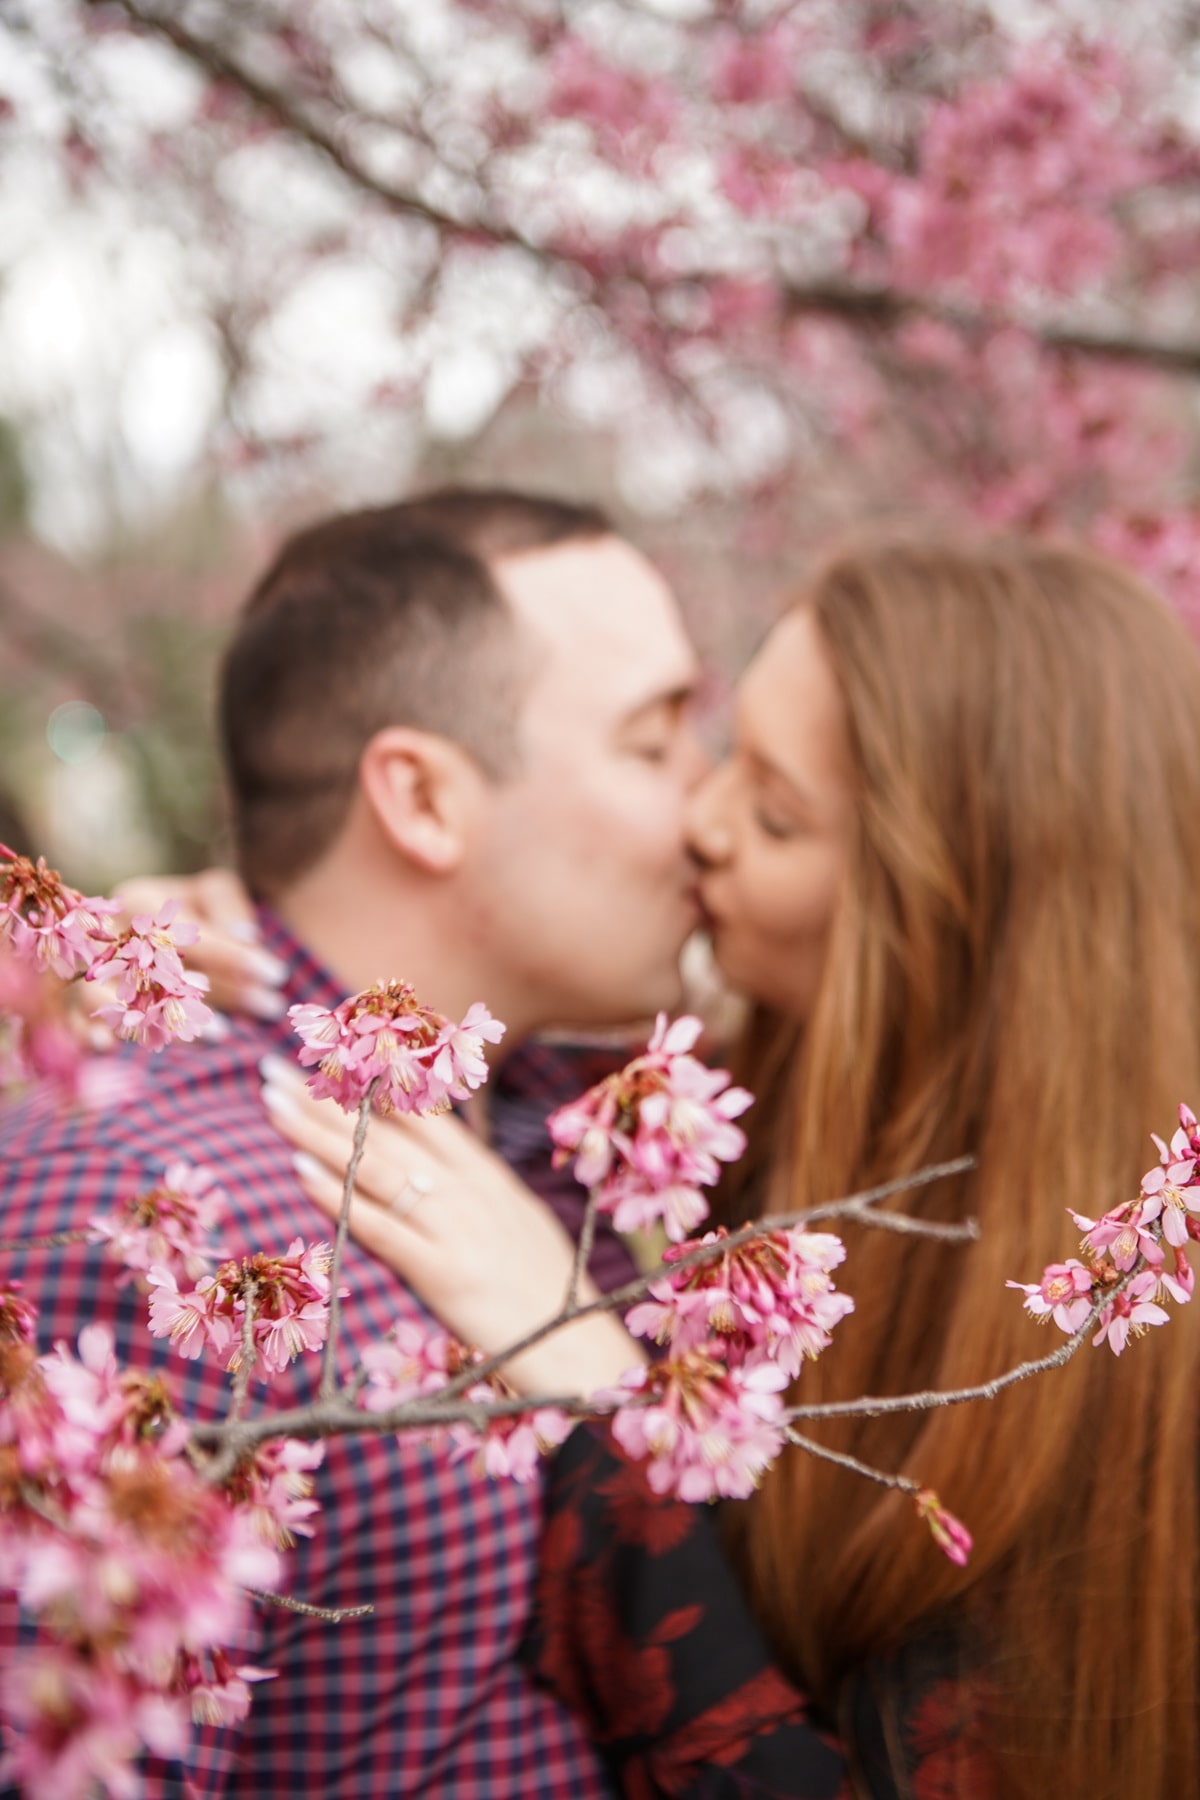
904, 1676, 996, 1800
526, 1425, 849, 1797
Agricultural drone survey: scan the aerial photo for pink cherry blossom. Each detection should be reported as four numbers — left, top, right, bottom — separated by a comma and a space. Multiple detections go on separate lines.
182, 1649, 274, 1729
547, 1013, 753, 1243
94, 985, 214, 1051
448, 1402, 574, 1485
625, 1226, 853, 1376
1068, 1200, 1164, 1272
1138, 1164, 1200, 1249
915, 1489, 973, 1567
429, 1001, 507, 1095
146, 1268, 236, 1363
0, 846, 119, 981
147, 1239, 335, 1380
1092, 1270, 1171, 1356
224, 1438, 324, 1548
361, 1319, 462, 1410
0, 1648, 190, 1800
0, 1280, 38, 1347
89, 1161, 227, 1285
361, 1321, 572, 1483
608, 1349, 788, 1502
85, 903, 215, 1050
1159, 1245, 1195, 1307
290, 982, 505, 1115
1005, 1259, 1095, 1333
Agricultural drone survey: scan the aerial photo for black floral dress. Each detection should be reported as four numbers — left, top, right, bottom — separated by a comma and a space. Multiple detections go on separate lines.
523, 1426, 997, 1800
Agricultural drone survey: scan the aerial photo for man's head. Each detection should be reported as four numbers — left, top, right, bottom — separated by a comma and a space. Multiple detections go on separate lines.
219, 489, 704, 1036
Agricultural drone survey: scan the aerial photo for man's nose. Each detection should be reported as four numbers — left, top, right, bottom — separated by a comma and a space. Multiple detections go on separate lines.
685, 763, 734, 866
682, 727, 715, 793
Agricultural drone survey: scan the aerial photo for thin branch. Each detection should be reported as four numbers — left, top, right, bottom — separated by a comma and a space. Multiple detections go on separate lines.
320, 1083, 377, 1401
192, 1157, 976, 1444
187, 1383, 597, 1462
248, 1588, 373, 1623
782, 280, 1200, 377
226, 1279, 259, 1426
784, 1427, 921, 1498
441, 1155, 976, 1399
105, 0, 546, 261
786, 1270, 1136, 1423
563, 1186, 600, 1313
0, 1228, 95, 1254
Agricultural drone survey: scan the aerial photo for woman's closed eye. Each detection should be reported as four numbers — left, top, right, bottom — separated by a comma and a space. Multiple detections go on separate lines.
753, 804, 800, 840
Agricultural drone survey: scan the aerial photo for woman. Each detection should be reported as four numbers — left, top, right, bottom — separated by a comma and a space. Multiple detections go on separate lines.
192, 536, 1200, 1794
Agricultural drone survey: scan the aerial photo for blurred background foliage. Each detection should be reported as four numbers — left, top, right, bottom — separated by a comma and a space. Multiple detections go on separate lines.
3, 0, 1200, 887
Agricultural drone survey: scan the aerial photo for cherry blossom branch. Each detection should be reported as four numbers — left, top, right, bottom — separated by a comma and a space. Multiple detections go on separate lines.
781, 281, 1200, 377
319, 1082, 377, 1401
98, 3, 1200, 383
438, 1155, 976, 1401
785, 1267, 1139, 1424
226, 1279, 259, 1426
184, 1157, 976, 1452
186, 1382, 594, 1462
563, 1186, 600, 1312
783, 1427, 921, 1498
0, 1229, 95, 1254
105, 0, 546, 260
247, 1588, 373, 1624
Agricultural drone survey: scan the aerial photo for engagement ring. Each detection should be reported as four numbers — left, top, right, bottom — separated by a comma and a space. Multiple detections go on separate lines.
390, 1170, 436, 1219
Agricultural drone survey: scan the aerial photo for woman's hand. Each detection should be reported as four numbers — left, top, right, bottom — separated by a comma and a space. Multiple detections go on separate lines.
260, 1056, 643, 1399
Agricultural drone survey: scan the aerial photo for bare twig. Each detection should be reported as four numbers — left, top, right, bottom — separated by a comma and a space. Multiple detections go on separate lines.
227, 1279, 259, 1426
786, 1270, 1136, 1424
563, 1186, 600, 1313
248, 1588, 374, 1623
781, 280, 1200, 378
105, 0, 546, 260
0, 1229, 95, 1254
320, 1083, 377, 1401
784, 1427, 922, 1498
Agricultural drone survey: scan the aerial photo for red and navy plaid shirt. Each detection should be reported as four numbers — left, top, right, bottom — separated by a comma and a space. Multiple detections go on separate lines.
0, 911, 630, 1799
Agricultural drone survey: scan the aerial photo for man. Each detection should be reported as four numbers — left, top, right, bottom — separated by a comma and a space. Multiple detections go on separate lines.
0, 490, 707, 1797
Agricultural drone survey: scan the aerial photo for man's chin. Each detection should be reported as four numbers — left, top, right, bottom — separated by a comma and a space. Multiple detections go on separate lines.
537, 970, 688, 1046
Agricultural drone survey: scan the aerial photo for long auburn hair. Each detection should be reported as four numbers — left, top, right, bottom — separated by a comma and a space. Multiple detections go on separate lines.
718, 537, 1200, 1799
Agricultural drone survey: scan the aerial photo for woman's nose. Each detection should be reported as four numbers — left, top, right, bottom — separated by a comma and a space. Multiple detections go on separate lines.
685, 764, 735, 866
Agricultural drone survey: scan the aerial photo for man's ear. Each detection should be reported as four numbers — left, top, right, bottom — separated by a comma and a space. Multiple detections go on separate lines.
357, 727, 482, 875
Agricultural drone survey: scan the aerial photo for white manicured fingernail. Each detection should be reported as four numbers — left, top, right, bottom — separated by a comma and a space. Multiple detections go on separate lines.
260, 1053, 304, 1085
229, 920, 262, 943
263, 1083, 302, 1120
202, 1011, 230, 1042
243, 985, 287, 1020
292, 1151, 326, 1185
245, 949, 289, 986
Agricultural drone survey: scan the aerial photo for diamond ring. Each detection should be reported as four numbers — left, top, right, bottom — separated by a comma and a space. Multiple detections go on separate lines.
389, 1169, 436, 1220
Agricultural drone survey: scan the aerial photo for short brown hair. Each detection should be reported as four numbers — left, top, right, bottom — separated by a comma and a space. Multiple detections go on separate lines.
219, 488, 611, 895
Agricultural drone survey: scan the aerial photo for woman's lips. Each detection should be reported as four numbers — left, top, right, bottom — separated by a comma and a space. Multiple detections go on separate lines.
694, 887, 720, 933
